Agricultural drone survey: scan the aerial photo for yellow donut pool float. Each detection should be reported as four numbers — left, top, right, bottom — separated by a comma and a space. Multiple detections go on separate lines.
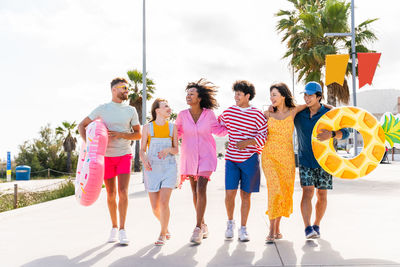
312, 107, 385, 179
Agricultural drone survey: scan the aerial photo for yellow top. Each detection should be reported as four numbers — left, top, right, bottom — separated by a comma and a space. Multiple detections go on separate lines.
147, 121, 171, 147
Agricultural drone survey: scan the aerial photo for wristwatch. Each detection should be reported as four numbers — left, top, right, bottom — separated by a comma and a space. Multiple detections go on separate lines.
331, 131, 336, 138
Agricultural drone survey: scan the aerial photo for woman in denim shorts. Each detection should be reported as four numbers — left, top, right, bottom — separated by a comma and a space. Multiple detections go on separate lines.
139, 98, 178, 246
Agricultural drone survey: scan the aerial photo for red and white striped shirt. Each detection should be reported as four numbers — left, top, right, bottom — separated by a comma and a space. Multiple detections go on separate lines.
219, 105, 268, 162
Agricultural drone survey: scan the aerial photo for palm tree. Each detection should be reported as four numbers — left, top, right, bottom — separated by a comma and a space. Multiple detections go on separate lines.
56, 121, 78, 173
127, 69, 156, 172
276, 0, 378, 106
169, 112, 177, 122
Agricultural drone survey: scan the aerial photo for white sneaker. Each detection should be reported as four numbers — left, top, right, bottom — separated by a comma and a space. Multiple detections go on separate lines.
238, 226, 250, 242
107, 228, 118, 243
225, 220, 235, 240
201, 224, 209, 239
190, 227, 203, 244
119, 229, 130, 245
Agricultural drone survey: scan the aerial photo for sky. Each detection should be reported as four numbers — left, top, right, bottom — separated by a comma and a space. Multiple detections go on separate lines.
1, 0, 400, 160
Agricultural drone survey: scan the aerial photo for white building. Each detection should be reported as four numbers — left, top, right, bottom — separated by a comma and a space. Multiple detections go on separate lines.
349, 88, 400, 119
345, 89, 400, 148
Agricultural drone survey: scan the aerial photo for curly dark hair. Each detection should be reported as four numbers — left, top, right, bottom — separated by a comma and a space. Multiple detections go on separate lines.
110, 77, 128, 88
232, 80, 255, 100
270, 82, 296, 112
186, 78, 219, 109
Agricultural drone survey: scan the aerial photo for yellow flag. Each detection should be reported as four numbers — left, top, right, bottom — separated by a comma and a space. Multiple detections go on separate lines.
325, 54, 349, 86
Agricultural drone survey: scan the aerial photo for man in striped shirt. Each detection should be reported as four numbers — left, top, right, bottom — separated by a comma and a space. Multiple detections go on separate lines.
218, 80, 268, 242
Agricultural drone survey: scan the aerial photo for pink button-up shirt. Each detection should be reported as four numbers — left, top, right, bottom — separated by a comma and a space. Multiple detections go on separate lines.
175, 108, 227, 177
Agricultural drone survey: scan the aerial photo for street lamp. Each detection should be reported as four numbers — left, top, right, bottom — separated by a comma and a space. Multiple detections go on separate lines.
324, 0, 358, 155
142, 0, 147, 180
142, 0, 147, 125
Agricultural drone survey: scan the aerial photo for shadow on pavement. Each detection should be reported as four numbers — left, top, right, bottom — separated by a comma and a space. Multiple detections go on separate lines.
206, 240, 255, 266
275, 240, 297, 266
128, 190, 148, 199
110, 243, 198, 267
301, 238, 400, 266
21, 243, 117, 267
330, 179, 400, 196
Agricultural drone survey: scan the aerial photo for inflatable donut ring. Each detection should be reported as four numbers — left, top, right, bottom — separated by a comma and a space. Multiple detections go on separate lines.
312, 107, 385, 179
75, 120, 108, 206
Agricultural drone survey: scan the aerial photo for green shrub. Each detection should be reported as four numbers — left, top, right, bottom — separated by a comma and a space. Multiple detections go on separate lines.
0, 180, 75, 213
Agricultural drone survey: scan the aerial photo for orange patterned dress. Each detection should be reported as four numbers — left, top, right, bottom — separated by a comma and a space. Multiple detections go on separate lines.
261, 116, 295, 220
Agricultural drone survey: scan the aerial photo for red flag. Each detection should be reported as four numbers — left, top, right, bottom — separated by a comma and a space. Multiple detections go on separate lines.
357, 53, 381, 89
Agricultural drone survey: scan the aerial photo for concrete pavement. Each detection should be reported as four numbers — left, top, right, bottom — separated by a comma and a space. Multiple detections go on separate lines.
1, 159, 399, 267
0, 179, 71, 194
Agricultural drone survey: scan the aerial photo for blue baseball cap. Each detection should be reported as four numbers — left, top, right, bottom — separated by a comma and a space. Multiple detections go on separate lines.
302, 81, 322, 95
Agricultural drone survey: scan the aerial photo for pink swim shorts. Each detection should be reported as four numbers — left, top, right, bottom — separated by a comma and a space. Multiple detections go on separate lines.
104, 154, 132, 179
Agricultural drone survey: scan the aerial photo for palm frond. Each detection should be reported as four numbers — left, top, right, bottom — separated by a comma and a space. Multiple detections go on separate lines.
275, 0, 378, 103
357, 18, 379, 28
381, 113, 400, 147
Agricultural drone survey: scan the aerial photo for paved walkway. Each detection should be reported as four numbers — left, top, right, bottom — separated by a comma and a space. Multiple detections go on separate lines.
1, 160, 399, 267
0, 179, 71, 194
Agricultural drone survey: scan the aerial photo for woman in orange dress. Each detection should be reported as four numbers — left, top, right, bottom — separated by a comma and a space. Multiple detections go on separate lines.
262, 83, 307, 243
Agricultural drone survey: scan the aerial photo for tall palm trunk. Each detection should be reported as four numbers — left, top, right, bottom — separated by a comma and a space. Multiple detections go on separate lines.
327, 87, 337, 107
326, 80, 350, 107
66, 150, 71, 173
63, 135, 76, 174
325, 82, 348, 151
130, 97, 143, 172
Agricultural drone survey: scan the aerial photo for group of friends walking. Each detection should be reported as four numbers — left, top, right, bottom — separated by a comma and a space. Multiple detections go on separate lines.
78, 77, 349, 246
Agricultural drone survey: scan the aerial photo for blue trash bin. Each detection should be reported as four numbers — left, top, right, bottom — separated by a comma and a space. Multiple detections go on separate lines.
16, 166, 31, 180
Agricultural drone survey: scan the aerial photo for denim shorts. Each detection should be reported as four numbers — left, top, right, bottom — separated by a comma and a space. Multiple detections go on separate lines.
299, 165, 332, 190
225, 153, 260, 193
144, 161, 177, 192
144, 137, 177, 192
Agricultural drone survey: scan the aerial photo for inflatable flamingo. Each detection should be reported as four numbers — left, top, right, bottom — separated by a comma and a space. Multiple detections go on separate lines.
75, 120, 108, 206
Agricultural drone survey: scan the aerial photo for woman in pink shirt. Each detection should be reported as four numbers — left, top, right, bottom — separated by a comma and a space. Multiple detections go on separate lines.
175, 78, 227, 244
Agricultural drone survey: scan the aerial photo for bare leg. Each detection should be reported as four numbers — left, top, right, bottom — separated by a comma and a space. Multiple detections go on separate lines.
225, 189, 237, 220
148, 192, 161, 221
240, 190, 251, 227
189, 177, 198, 209
159, 188, 173, 236
268, 218, 276, 237
104, 177, 118, 228
195, 177, 208, 227
275, 216, 282, 234
301, 186, 315, 227
117, 173, 131, 230
314, 189, 328, 226
190, 177, 207, 226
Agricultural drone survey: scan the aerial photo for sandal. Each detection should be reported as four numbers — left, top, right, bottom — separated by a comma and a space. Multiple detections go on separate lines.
166, 232, 171, 240
155, 236, 166, 246
275, 233, 283, 239
266, 235, 275, 244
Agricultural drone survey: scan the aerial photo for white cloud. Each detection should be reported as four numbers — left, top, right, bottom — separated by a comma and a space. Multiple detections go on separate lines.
1, 0, 399, 160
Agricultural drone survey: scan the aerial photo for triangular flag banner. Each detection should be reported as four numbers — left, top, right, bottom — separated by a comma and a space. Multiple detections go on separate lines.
357, 52, 381, 89
325, 54, 349, 86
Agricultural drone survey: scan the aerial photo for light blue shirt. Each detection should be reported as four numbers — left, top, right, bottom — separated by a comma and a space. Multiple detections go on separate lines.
89, 101, 139, 157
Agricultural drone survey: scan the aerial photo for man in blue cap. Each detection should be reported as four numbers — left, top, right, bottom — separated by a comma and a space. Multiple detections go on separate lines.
294, 81, 349, 239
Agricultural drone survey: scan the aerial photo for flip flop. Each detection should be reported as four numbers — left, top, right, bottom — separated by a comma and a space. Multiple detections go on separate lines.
266, 235, 275, 244
275, 233, 283, 239
155, 236, 166, 246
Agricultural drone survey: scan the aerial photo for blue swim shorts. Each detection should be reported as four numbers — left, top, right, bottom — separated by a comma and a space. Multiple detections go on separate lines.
225, 153, 260, 193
